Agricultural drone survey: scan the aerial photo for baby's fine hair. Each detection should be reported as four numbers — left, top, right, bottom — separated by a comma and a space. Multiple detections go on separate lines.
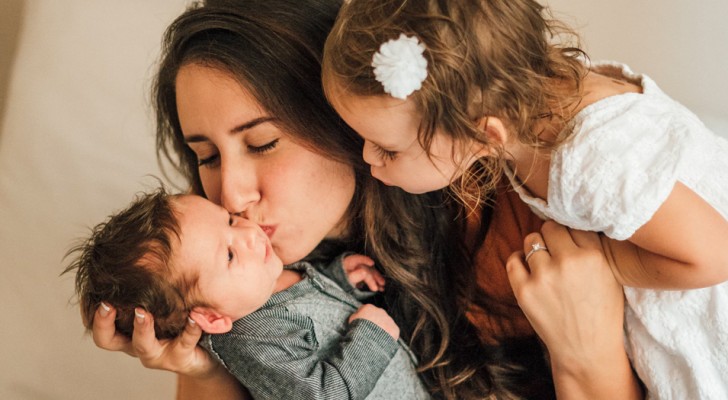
323, 0, 587, 203
64, 187, 201, 340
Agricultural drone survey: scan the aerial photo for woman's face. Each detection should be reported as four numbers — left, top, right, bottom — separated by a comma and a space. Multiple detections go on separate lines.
175, 63, 356, 264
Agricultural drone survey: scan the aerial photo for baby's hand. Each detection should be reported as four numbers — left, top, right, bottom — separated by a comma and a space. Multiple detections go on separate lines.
342, 254, 385, 292
348, 304, 400, 340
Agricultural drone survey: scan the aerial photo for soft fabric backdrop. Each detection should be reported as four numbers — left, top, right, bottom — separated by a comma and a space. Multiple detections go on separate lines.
0, 1, 725, 399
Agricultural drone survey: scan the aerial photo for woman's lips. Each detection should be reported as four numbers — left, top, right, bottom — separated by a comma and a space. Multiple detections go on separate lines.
260, 225, 275, 238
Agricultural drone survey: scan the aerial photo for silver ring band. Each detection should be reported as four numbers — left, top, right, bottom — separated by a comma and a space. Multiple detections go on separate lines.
525, 243, 549, 262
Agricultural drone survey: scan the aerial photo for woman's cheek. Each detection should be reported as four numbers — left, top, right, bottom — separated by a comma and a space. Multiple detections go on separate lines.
199, 170, 222, 204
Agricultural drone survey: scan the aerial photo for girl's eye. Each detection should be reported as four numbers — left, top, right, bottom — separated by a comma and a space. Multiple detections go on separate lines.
228, 250, 234, 262
229, 215, 233, 226
248, 138, 279, 154
373, 143, 398, 161
197, 153, 220, 168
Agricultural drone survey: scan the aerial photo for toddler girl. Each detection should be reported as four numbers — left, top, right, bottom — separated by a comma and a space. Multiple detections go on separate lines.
321, 0, 728, 398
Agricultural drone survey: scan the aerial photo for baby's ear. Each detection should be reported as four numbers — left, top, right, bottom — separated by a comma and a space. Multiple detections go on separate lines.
189, 307, 233, 334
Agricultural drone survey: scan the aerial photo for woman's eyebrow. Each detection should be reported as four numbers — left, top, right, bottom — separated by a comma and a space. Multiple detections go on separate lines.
184, 116, 276, 143
230, 116, 276, 134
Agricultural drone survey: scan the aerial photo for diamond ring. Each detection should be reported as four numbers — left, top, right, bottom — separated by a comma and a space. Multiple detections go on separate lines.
525, 243, 549, 262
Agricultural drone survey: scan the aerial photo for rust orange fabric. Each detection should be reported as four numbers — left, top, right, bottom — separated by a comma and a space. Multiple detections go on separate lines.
465, 185, 544, 344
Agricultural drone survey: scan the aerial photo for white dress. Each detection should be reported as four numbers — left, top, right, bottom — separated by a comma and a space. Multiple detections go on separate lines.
507, 61, 728, 399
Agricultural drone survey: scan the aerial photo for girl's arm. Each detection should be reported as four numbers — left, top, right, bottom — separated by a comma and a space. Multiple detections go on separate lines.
506, 221, 644, 400
614, 182, 728, 289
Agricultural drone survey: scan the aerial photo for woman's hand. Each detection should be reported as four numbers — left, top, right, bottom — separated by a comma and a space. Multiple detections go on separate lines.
90, 304, 217, 378
92, 304, 250, 399
506, 221, 643, 400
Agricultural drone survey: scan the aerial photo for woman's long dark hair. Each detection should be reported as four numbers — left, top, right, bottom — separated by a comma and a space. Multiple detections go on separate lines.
154, 1, 553, 398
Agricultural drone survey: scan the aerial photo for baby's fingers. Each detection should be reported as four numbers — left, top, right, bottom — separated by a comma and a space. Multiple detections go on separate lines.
342, 254, 375, 272
91, 303, 134, 355
369, 267, 386, 288
347, 267, 382, 291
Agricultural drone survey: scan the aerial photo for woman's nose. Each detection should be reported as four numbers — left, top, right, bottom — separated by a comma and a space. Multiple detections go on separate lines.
220, 158, 261, 215
362, 140, 384, 167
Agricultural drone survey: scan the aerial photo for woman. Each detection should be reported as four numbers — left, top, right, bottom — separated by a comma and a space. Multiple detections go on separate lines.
89, 1, 640, 399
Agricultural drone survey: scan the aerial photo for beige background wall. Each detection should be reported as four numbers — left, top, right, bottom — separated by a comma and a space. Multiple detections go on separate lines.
547, 0, 728, 129
0, 1, 726, 399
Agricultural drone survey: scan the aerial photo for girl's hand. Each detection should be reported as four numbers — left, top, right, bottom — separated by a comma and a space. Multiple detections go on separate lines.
342, 254, 386, 292
505, 220, 625, 366
90, 304, 218, 378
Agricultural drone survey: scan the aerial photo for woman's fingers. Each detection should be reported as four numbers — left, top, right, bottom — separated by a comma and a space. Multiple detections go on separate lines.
131, 308, 163, 366
91, 304, 215, 377
179, 317, 204, 352
567, 227, 602, 250
91, 303, 134, 355
506, 250, 531, 300
539, 220, 579, 257
522, 231, 551, 268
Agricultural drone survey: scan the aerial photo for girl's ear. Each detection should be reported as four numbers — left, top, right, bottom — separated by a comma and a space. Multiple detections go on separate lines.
473, 116, 509, 157
189, 307, 233, 334
475, 116, 509, 145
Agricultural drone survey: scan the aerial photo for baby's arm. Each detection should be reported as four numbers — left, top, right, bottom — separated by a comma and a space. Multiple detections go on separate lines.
609, 182, 728, 289
206, 308, 400, 400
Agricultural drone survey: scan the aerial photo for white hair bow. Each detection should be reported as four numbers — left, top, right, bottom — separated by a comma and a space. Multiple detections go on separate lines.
371, 34, 428, 100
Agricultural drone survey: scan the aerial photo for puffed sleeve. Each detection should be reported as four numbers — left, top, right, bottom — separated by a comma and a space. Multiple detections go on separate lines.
548, 95, 707, 240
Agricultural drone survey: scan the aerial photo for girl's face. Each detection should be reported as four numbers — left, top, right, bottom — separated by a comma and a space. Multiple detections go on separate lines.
331, 94, 477, 194
175, 64, 356, 264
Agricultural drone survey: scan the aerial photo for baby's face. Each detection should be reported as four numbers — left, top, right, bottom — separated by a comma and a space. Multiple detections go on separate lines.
171, 195, 283, 321
331, 93, 478, 194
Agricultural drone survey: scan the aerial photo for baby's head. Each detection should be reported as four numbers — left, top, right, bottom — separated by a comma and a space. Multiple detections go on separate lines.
65, 188, 283, 339
322, 0, 585, 202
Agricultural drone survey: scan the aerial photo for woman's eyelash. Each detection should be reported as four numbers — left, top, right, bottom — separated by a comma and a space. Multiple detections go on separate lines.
196, 138, 279, 167
248, 138, 279, 154
197, 153, 219, 167
373, 143, 397, 161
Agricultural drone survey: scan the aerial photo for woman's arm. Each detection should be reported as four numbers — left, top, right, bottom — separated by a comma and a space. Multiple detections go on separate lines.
615, 182, 728, 289
90, 305, 249, 400
506, 221, 644, 400
176, 368, 250, 400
